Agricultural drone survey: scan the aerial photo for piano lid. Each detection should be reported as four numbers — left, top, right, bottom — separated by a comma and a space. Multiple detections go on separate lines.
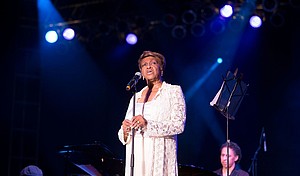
58, 141, 124, 175
58, 141, 115, 164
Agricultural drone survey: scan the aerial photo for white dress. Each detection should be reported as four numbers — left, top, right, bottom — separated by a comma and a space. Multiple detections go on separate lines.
118, 81, 186, 176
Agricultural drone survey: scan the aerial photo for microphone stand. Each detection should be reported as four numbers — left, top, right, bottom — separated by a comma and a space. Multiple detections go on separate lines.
247, 127, 264, 176
130, 86, 137, 176
224, 69, 239, 176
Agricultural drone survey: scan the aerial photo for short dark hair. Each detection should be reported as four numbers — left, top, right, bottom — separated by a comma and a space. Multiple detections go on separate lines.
20, 165, 43, 176
220, 141, 242, 163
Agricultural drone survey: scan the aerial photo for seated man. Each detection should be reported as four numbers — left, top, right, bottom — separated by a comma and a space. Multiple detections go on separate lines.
214, 141, 249, 176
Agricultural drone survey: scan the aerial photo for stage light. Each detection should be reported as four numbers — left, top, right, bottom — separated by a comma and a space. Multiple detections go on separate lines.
249, 10, 265, 29
62, 27, 75, 40
45, 30, 58, 43
182, 10, 197, 25
217, 57, 223, 64
220, 4, 234, 18
249, 15, 262, 28
126, 33, 138, 45
171, 25, 186, 39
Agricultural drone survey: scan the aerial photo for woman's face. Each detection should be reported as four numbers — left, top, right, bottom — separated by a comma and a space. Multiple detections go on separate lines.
140, 56, 162, 82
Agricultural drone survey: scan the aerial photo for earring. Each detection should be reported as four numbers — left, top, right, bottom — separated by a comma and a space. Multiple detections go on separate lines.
161, 71, 163, 76
142, 76, 145, 80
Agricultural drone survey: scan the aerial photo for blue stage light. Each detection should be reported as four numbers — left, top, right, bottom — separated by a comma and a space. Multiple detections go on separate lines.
45, 30, 58, 43
220, 5, 233, 18
217, 58, 223, 64
249, 15, 262, 28
62, 28, 75, 40
126, 33, 138, 45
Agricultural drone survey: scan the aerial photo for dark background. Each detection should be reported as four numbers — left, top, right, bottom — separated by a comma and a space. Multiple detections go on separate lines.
1, 0, 300, 175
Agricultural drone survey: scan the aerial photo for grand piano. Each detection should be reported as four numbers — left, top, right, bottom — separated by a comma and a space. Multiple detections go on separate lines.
58, 141, 124, 176
58, 142, 217, 176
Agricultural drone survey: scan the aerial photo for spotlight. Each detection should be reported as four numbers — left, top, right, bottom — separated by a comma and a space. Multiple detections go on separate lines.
249, 15, 263, 28
171, 25, 186, 39
217, 58, 223, 64
220, 4, 234, 18
262, 0, 279, 12
249, 11, 265, 29
126, 33, 138, 45
62, 27, 75, 40
45, 30, 58, 43
190, 23, 205, 37
182, 10, 197, 25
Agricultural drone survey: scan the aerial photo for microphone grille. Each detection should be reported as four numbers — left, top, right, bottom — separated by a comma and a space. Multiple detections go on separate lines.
135, 72, 141, 79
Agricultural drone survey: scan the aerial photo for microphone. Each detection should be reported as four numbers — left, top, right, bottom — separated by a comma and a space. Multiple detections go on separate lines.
126, 72, 142, 91
263, 127, 267, 152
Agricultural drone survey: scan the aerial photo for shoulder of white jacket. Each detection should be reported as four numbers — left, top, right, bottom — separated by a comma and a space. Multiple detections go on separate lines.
164, 83, 182, 92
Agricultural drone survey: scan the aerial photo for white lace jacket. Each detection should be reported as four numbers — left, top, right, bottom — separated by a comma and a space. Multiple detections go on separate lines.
118, 81, 186, 176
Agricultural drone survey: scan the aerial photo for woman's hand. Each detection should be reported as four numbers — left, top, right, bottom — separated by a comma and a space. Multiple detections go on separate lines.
132, 115, 147, 130
122, 119, 132, 133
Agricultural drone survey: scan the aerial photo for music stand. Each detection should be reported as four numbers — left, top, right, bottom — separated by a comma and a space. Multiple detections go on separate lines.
210, 68, 248, 176
210, 68, 248, 121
